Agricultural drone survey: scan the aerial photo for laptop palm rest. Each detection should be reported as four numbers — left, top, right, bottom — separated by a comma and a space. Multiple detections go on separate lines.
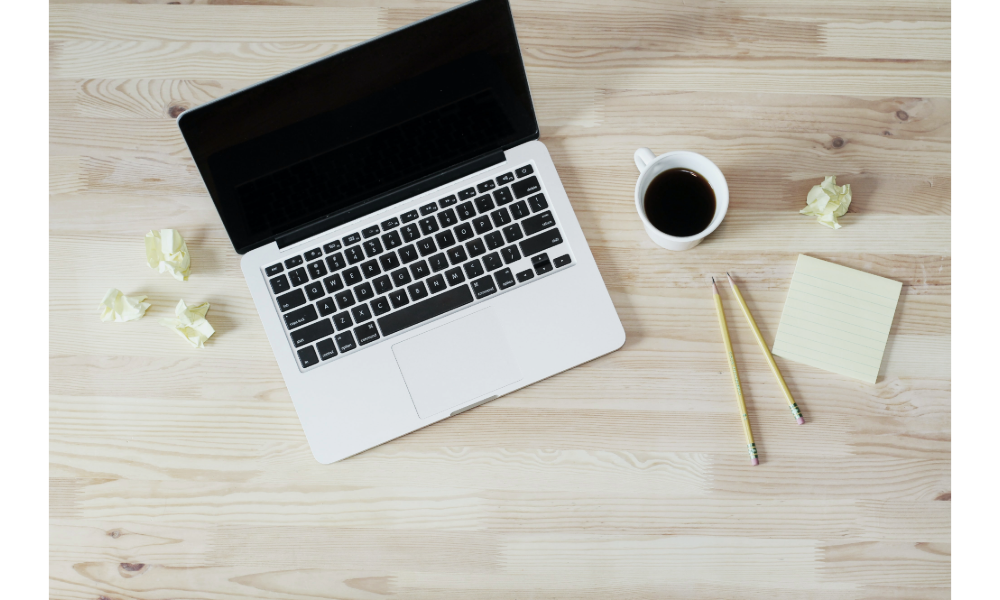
392, 308, 521, 418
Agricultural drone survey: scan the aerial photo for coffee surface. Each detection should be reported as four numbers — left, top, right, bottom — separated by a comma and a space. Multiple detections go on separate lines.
644, 168, 716, 237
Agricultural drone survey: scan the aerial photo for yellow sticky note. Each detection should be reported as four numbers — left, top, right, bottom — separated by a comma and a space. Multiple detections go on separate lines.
160, 299, 215, 348
801, 176, 852, 229
99, 288, 150, 322
771, 255, 902, 384
145, 229, 190, 281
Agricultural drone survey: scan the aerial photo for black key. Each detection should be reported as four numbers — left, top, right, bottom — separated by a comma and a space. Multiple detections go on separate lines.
493, 187, 513, 206
427, 274, 446, 294
297, 346, 319, 368
554, 254, 572, 268
269, 274, 290, 294
389, 289, 409, 308
484, 231, 505, 250
410, 260, 430, 280
529, 193, 548, 212
517, 269, 535, 282
324, 240, 342, 253
494, 268, 516, 290
491, 207, 512, 227
335, 289, 356, 309
277, 288, 306, 312
447, 246, 468, 265
522, 210, 556, 236
512, 176, 541, 199
363, 238, 383, 257
332, 311, 353, 331
401, 223, 421, 242
472, 215, 493, 235
418, 216, 439, 236
515, 164, 533, 178
437, 208, 457, 228
420, 202, 438, 216
335, 332, 356, 353
458, 187, 476, 200
497, 172, 515, 185
379, 252, 400, 271
477, 179, 496, 193
401, 209, 419, 223
398, 244, 418, 264
355, 322, 380, 346
326, 252, 345, 272
342, 232, 362, 246
307, 260, 327, 279
416, 237, 437, 257
304, 247, 323, 261
345, 245, 365, 265
510, 200, 529, 220
265, 263, 284, 276
342, 266, 362, 287
289, 268, 309, 287
454, 222, 475, 242
533, 253, 550, 267
323, 272, 344, 294
354, 282, 374, 302
501, 245, 522, 264
438, 194, 458, 208
466, 238, 486, 257
475, 195, 495, 214
456, 201, 476, 220
284, 256, 303, 268
391, 267, 412, 287
371, 296, 391, 316
381, 230, 402, 250
435, 229, 456, 249
482, 252, 503, 271
373, 275, 393, 295
380, 217, 400, 230
361, 259, 381, 279
304, 281, 325, 301
445, 267, 466, 286
351, 304, 373, 323
408, 281, 428, 301
534, 258, 553, 275
464, 259, 485, 279
362, 224, 380, 238
284, 304, 318, 330
470, 275, 497, 299
377, 284, 475, 337
429, 253, 449, 272
520, 227, 563, 257
316, 338, 338, 361
317, 296, 337, 317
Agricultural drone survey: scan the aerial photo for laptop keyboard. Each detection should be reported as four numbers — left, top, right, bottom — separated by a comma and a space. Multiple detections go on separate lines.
261, 163, 574, 370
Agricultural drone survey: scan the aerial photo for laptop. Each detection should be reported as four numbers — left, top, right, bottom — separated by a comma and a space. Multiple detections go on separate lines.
178, 0, 625, 463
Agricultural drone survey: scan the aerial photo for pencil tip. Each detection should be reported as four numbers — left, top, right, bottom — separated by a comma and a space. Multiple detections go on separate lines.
712, 276, 715, 283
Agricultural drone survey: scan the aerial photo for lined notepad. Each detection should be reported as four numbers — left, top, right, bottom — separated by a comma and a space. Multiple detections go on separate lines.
772, 255, 902, 384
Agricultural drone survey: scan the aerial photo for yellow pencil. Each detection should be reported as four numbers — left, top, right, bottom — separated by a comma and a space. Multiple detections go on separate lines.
726, 273, 804, 425
713, 277, 758, 466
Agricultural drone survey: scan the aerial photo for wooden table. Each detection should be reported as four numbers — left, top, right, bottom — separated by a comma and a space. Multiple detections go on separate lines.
50, 1, 950, 597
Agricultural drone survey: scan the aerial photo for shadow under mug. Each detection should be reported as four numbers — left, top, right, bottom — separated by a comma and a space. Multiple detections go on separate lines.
634, 148, 729, 251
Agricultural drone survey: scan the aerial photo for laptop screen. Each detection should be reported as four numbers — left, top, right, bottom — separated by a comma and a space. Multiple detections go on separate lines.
179, 0, 538, 254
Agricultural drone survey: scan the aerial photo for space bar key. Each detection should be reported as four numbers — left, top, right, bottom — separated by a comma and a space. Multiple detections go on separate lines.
377, 285, 475, 337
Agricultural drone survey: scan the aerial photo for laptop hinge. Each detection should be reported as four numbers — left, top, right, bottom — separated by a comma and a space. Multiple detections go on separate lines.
276, 149, 506, 250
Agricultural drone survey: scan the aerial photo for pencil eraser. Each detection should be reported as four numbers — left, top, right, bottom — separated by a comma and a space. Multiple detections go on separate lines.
750, 457, 759, 466
796, 417, 805, 425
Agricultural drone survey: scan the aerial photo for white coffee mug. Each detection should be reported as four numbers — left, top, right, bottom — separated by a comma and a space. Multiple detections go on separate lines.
634, 148, 729, 251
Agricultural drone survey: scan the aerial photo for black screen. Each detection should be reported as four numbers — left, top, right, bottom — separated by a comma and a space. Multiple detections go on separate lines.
178, 0, 538, 254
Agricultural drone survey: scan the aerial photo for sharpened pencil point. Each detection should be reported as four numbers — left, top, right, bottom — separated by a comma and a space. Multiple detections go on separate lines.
712, 277, 719, 294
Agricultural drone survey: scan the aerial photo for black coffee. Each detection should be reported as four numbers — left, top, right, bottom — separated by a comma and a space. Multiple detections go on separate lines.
643, 168, 716, 237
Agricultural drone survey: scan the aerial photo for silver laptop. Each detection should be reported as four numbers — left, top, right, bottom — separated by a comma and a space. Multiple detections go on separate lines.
178, 0, 624, 463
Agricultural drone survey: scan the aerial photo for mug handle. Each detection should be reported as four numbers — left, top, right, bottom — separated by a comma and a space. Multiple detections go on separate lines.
634, 147, 656, 172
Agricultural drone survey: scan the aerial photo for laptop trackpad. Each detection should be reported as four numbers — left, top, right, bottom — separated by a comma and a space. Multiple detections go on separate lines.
392, 308, 521, 418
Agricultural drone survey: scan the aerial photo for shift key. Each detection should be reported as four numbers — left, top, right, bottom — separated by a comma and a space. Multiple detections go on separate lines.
519, 227, 564, 257
291, 319, 334, 348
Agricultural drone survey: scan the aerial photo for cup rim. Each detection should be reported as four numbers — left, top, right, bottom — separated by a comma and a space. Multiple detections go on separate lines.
634, 151, 729, 242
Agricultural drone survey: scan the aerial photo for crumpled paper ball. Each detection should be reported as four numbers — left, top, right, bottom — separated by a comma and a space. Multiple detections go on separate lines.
160, 299, 215, 348
98, 288, 150, 322
145, 228, 191, 281
801, 176, 852, 229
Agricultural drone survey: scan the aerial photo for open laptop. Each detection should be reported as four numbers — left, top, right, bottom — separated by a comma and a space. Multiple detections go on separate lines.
178, 0, 625, 463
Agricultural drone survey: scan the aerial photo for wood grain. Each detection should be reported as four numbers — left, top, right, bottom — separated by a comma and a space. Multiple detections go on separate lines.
50, 0, 950, 598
